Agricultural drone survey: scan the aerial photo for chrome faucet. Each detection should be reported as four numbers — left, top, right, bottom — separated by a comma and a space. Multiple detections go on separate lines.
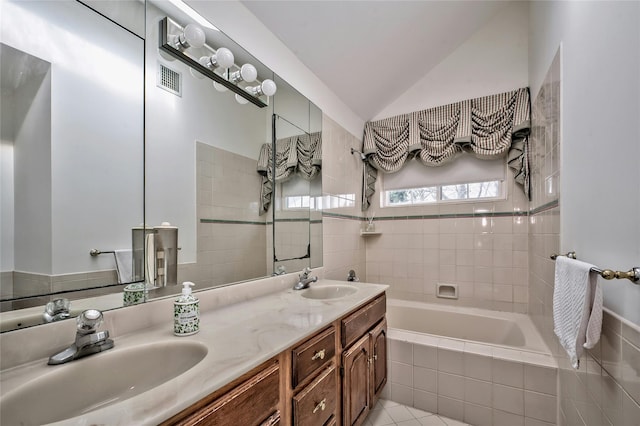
48, 309, 114, 365
293, 267, 318, 290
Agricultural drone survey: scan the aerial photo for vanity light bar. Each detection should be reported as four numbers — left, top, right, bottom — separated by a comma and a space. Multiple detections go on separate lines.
158, 17, 267, 108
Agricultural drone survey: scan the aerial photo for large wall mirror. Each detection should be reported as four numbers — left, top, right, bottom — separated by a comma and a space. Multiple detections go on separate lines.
270, 76, 323, 275
0, 0, 145, 329
0, 0, 322, 333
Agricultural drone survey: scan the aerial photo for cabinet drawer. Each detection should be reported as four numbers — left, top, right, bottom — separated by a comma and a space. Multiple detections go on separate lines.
293, 365, 337, 426
180, 362, 280, 426
261, 411, 281, 426
341, 294, 386, 349
292, 326, 336, 388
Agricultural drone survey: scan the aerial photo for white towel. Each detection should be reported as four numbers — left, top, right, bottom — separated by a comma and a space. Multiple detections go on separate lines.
553, 256, 603, 369
114, 249, 133, 284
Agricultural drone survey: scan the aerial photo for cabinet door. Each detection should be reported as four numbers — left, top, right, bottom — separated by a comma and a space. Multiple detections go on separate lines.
369, 318, 387, 408
342, 334, 371, 426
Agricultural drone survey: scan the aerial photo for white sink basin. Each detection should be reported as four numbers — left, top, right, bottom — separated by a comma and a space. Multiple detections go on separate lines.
301, 284, 358, 300
0, 340, 207, 425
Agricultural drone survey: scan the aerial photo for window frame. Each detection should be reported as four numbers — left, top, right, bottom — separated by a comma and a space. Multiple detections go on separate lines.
381, 179, 506, 208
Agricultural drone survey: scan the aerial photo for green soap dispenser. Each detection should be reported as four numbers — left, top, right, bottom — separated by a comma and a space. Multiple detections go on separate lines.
174, 281, 199, 336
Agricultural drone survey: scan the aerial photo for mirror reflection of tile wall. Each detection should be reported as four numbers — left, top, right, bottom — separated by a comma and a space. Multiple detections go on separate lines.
187, 143, 268, 286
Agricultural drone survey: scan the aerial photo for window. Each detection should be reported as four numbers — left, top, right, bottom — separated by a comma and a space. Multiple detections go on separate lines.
386, 180, 502, 206
280, 177, 324, 211
285, 195, 311, 209
382, 155, 506, 207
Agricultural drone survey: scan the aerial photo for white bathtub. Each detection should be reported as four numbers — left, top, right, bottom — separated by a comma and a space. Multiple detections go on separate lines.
386, 299, 549, 353
384, 299, 557, 425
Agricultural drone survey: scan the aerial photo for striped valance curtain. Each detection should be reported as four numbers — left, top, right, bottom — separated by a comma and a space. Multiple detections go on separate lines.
361, 88, 531, 210
257, 132, 322, 215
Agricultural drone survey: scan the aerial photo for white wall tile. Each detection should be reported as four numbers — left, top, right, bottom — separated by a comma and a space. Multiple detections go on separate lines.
524, 390, 557, 423
493, 384, 524, 415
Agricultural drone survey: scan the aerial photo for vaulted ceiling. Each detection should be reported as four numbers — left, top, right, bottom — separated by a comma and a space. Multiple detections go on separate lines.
241, 1, 514, 121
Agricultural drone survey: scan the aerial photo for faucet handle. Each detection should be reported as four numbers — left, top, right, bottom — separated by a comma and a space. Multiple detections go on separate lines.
43, 298, 71, 323
76, 309, 104, 334
301, 267, 312, 277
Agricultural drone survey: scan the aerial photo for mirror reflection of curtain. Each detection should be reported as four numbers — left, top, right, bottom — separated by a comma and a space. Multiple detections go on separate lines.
257, 132, 322, 215
361, 88, 530, 210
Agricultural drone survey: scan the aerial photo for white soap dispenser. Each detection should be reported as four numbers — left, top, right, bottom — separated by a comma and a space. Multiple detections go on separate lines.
174, 281, 199, 336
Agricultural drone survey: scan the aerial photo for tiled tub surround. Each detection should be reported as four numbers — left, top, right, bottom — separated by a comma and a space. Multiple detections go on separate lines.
0, 273, 388, 424
530, 207, 640, 425
527, 50, 640, 425
323, 214, 367, 281
321, 115, 368, 281
365, 207, 529, 314
385, 299, 557, 426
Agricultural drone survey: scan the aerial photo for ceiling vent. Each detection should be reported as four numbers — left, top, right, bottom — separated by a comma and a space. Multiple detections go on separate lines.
157, 62, 181, 97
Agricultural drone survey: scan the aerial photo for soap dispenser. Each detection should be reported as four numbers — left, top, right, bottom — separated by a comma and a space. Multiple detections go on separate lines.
174, 281, 199, 336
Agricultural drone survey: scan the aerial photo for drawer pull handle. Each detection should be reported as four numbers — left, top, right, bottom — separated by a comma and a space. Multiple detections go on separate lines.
373, 354, 378, 361
312, 349, 326, 361
313, 398, 327, 413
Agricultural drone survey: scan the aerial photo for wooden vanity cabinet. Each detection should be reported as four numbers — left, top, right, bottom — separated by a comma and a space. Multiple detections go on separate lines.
289, 325, 338, 426
292, 326, 336, 388
341, 294, 386, 349
292, 364, 337, 426
161, 358, 280, 426
342, 334, 371, 426
162, 292, 386, 426
369, 318, 388, 408
341, 295, 387, 426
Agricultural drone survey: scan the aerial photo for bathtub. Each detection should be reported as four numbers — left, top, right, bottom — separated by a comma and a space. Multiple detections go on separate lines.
385, 299, 558, 425
387, 299, 549, 353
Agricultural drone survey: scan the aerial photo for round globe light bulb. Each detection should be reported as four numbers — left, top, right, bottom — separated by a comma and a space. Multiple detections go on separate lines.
239, 64, 257, 83
260, 79, 277, 97
198, 55, 211, 68
215, 48, 235, 69
235, 94, 249, 105
182, 23, 205, 49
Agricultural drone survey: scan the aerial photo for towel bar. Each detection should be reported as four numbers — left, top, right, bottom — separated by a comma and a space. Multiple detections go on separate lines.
551, 252, 640, 284
89, 249, 115, 256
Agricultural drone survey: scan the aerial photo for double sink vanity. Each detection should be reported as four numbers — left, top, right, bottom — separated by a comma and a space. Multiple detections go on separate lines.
0, 275, 388, 425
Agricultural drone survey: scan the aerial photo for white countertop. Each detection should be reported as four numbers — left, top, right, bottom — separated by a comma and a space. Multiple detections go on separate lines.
0, 279, 387, 425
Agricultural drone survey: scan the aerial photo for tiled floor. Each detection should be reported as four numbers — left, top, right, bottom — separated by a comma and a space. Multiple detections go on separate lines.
364, 399, 471, 426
